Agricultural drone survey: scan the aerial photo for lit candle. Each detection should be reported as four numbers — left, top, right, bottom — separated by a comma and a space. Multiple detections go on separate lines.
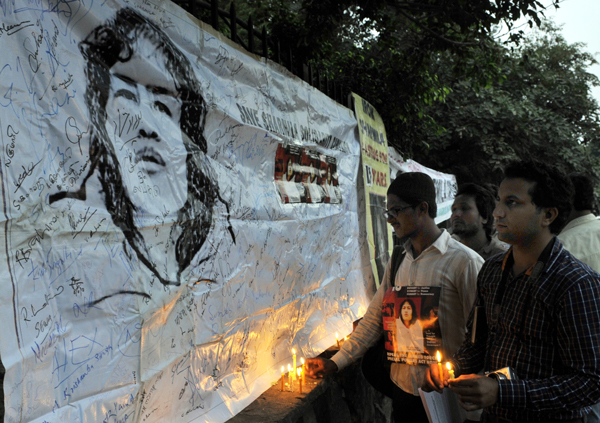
288, 364, 294, 392
301, 358, 306, 384
281, 366, 285, 391
446, 362, 455, 379
292, 348, 297, 372
297, 367, 303, 394
436, 351, 443, 381
336, 332, 340, 348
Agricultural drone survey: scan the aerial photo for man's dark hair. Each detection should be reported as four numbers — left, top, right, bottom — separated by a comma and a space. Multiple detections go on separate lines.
399, 299, 418, 326
78, 8, 230, 286
456, 183, 496, 239
569, 173, 595, 212
503, 160, 573, 234
388, 172, 437, 219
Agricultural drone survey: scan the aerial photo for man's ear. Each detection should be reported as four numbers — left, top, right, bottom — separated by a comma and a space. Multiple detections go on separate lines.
418, 201, 428, 216
541, 207, 559, 228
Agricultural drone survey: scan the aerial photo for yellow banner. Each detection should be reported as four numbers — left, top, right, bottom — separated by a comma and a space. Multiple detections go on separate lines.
352, 93, 394, 287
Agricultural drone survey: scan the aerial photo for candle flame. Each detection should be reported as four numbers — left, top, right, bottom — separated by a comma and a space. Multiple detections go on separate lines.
301, 357, 305, 365
336, 332, 339, 339
288, 364, 292, 372
292, 348, 296, 354
344, 336, 348, 341
436, 351, 442, 362
297, 368, 302, 376
446, 362, 452, 370
281, 366, 284, 372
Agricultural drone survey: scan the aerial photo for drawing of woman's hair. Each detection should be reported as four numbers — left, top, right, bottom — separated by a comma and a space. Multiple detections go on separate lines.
76, 7, 233, 285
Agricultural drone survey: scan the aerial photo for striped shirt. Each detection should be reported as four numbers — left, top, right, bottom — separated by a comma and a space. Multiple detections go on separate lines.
332, 229, 483, 394
452, 238, 600, 421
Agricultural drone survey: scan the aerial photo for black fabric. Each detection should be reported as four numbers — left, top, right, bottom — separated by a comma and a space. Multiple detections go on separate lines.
392, 383, 429, 423
484, 415, 585, 423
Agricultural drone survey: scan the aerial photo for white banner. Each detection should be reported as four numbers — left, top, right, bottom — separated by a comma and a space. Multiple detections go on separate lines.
0, 2, 370, 422
388, 148, 457, 223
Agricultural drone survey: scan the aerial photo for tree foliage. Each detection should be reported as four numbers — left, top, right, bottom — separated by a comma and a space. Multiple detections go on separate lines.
213, 0, 560, 157
412, 21, 600, 200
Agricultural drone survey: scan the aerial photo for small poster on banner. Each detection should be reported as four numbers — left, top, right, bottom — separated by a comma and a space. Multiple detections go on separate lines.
382, 286, 442, 365
274, 143, 341, 204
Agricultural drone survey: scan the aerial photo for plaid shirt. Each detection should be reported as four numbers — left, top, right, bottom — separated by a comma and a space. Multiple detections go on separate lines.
452, 238, 600, 421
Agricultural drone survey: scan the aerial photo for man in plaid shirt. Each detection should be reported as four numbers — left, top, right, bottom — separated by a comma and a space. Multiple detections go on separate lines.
423, 160, 600, 422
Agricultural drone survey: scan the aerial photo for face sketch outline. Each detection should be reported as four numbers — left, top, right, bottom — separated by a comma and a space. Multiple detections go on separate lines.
106, 40, 188, 215
76, 7, 234, 288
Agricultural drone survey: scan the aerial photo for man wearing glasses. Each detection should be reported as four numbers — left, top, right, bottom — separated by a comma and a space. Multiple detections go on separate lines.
307, 172, 483, 423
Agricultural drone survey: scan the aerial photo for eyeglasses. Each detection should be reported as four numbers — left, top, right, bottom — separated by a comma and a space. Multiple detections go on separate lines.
382, 204, 413, 219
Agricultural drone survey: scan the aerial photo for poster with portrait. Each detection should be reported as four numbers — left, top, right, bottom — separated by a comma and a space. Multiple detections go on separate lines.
273, 144, 341, 204
352, 93, 393, 287
0, 1, 370, 422
382, 286, 442, 365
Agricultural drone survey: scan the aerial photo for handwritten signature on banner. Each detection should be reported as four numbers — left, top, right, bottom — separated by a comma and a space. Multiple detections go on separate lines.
0, 3, 366, 423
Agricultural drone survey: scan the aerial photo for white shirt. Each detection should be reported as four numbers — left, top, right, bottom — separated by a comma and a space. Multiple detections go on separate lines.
331, 230, 483, 395
558, 214, 600, 273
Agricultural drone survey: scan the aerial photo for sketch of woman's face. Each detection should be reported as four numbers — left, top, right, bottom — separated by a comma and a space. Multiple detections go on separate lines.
105, 36, 188, 217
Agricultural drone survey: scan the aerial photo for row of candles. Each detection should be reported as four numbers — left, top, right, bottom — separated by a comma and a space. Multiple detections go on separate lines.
280, 344, 453, 395
281, 349, 306, 393
280, 334, 347, 394
280, 345, 453, 394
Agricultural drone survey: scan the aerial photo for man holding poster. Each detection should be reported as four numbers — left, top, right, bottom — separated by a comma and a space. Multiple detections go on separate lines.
307, 172, 483, 423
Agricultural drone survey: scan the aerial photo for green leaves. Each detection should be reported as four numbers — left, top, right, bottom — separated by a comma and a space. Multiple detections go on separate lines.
412, 20, 600, 209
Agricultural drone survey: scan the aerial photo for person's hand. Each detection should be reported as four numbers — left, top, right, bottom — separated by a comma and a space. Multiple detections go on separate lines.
448, 374, 499, 411
305, 357, 338, 378
422, 363, 447, 393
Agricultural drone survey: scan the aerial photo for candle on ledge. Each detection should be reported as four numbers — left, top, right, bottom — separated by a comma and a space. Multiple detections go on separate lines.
446, 362, 455, 379
281, 366, 285, 391
288, 364, 294, 392
297, 367, 303, 394
336, 333, 340, 348
436, 351, 443, 381
292, 348, 297, 372
301, 358, 306, 384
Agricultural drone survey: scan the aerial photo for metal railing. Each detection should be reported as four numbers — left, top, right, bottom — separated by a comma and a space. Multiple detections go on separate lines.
172, 0, 350, 107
